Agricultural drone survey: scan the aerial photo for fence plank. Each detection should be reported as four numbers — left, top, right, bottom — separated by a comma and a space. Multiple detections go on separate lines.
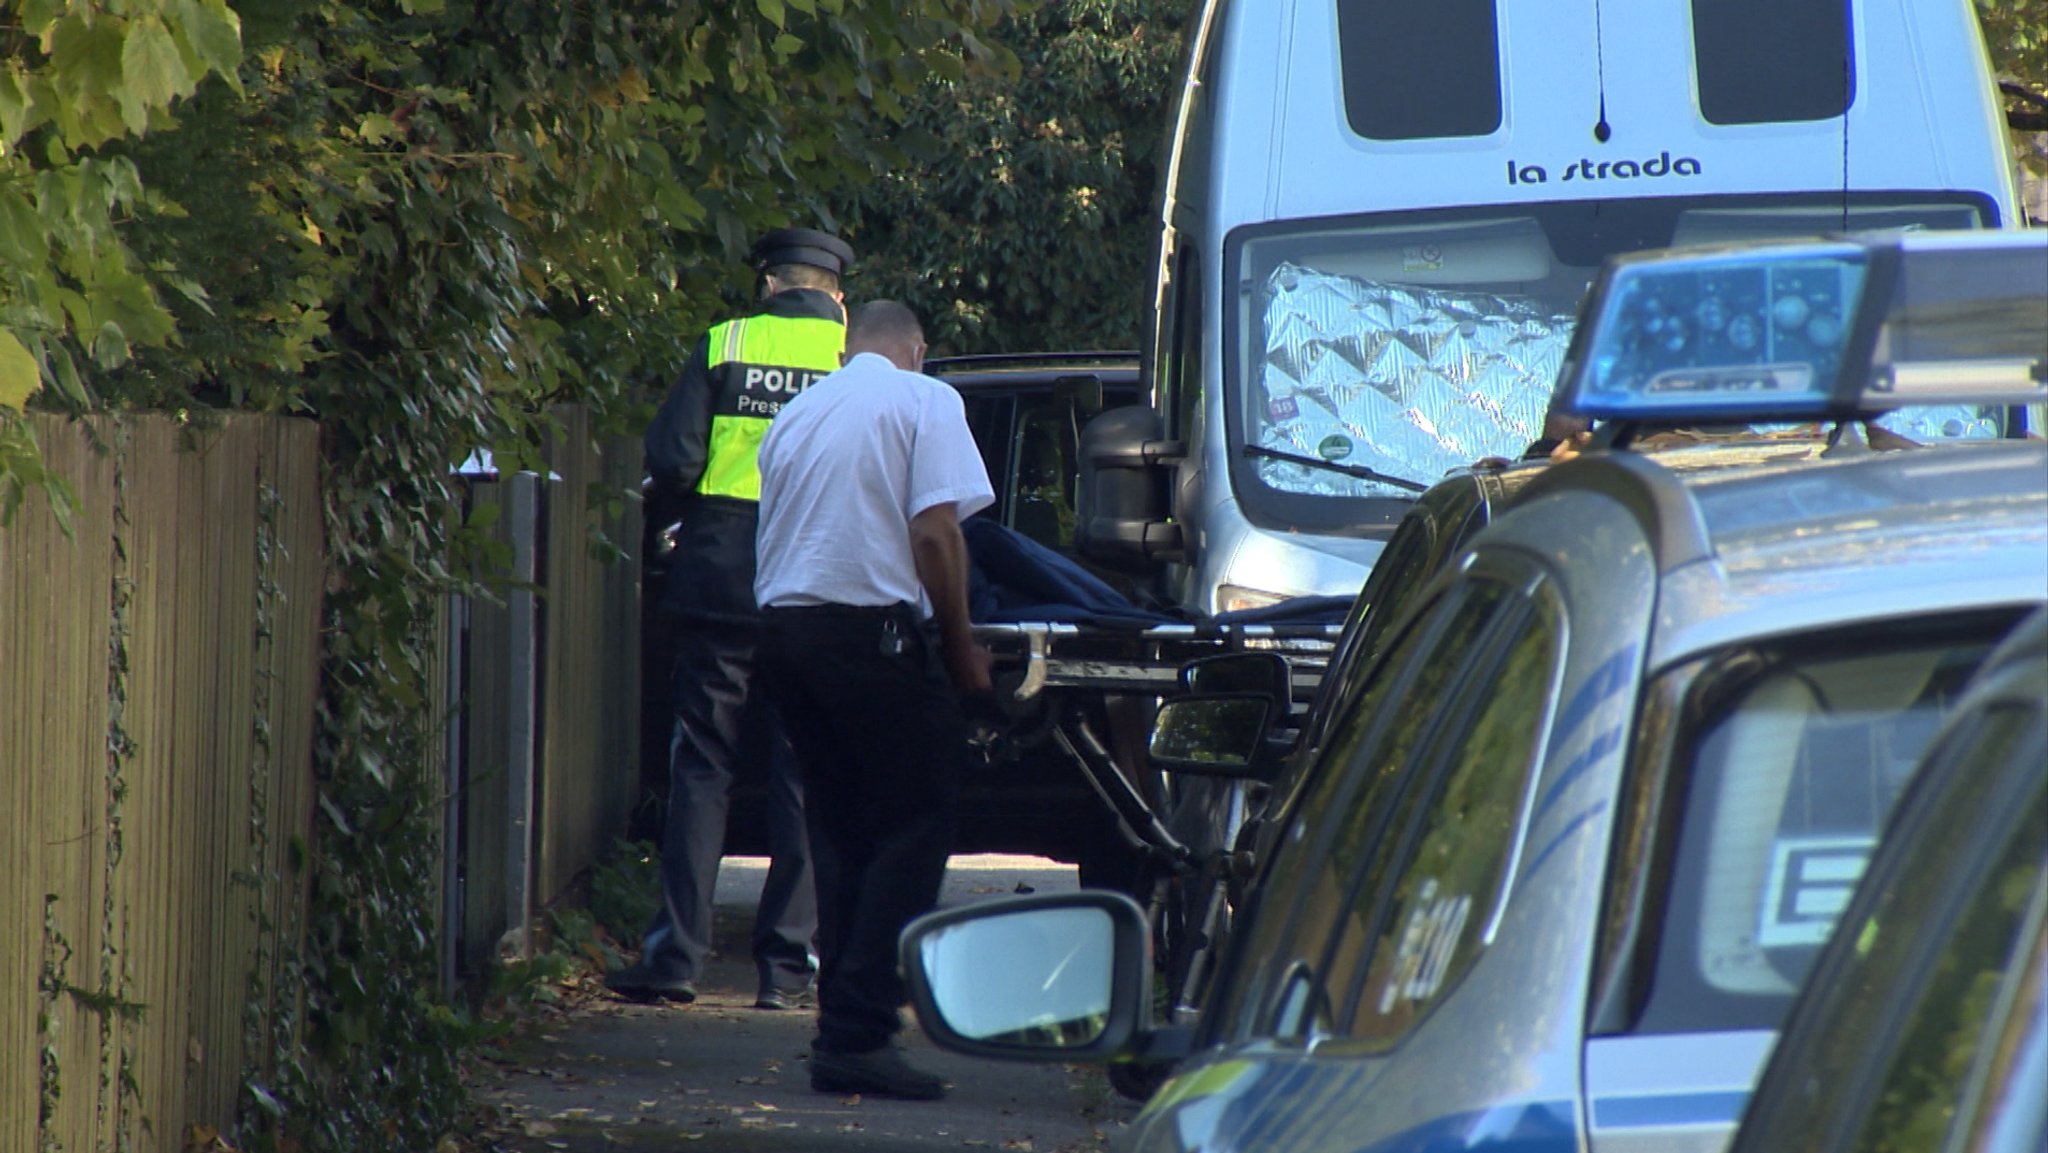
3, 417, 117, 1152
537, 409, 641, 906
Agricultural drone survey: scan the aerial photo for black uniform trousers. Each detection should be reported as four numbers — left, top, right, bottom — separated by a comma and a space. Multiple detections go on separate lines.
759, 603, 965, 1055
640, 616, 817, 995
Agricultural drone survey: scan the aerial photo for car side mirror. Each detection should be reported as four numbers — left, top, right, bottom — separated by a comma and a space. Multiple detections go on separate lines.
900, 891, 1153, 1062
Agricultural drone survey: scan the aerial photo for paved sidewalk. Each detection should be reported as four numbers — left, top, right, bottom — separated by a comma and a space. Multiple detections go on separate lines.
470, 856, 1138, 1152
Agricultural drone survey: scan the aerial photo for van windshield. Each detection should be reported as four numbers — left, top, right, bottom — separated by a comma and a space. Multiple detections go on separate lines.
1225, 195, 1995, 532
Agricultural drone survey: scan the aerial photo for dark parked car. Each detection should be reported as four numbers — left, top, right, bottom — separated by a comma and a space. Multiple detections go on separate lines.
637, 352, 1146, 861
1727, 606, 2048, 1153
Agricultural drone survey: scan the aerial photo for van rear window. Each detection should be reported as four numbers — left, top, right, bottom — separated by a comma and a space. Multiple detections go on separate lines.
1336, 0, 1502, 141
1692, 0, 1854, 125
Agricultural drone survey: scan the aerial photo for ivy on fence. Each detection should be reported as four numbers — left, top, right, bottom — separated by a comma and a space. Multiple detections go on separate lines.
3, 2, 1023, 1150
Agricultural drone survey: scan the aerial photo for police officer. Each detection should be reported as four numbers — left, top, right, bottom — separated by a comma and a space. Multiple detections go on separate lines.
607, 227, 853, 1010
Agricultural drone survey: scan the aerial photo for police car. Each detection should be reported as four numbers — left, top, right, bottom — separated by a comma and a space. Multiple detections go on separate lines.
1727, 605, 2047, 1153
894, 230, 2048, 1151
1254, 433, 1840, 887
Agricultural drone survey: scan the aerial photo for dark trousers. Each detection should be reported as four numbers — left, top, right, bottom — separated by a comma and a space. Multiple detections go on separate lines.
640, 618, 817, 994
760, 605, 965, 1054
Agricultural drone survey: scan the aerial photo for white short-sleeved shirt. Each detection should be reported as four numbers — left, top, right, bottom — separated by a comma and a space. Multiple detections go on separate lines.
754, 352, 995, 615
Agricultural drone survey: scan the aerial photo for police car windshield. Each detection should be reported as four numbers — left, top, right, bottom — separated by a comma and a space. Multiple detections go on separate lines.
1224, 193, 1994, 532
1625, 623, 2004, 1036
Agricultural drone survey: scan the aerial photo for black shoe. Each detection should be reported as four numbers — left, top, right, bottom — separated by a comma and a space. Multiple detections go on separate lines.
603, 963, 697, 1004
754, 985, 815, 1011
809, 1046, 946, 1100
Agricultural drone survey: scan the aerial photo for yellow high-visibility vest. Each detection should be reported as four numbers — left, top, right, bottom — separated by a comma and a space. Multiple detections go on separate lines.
697, 313, 844, 501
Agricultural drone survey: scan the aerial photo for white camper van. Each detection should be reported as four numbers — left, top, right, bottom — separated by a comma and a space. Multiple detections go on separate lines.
1077, 0, 2024, 613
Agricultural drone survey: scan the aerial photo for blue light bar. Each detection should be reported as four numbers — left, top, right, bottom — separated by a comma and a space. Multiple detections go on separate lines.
1554, 230, 2048, 425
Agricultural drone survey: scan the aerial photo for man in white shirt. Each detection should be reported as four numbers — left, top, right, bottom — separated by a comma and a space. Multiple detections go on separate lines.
754, 300, 995, 1100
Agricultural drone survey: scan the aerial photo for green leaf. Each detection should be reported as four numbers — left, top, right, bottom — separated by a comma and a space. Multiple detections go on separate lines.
19, 0, 65, 39
121, 16, 196, 120
46, 344, 86, 407
359, 112, 401, 144
54, 287, 93, 337
356, 748, 391, 789
0, 68, 29, 146
47, 15, 126, 102
653, 183, 706, 226
246, 1081, 284, 1118
756, 0, 787, 28
317, 792, 355, 839
173, 0, 245, 90
0, 332, 40, 410
0, 191, 49, 266
773, 34, 804, 55
92, 320, 132, 369
465, 499, 501, 533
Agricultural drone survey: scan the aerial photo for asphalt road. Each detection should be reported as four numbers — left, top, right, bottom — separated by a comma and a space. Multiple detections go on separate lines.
471, 855, 1141, 1152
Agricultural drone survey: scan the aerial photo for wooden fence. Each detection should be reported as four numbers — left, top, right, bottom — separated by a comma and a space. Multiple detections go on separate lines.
0, 408, 642, 1149
0, 414, 325, 1151
446, 409, 643, 977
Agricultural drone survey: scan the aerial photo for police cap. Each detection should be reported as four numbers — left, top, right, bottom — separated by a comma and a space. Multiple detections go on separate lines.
749, 227, 854, 276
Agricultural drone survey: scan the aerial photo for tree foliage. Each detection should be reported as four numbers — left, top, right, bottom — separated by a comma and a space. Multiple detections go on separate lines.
1, 0, 1019, 1149
1977, 0, 2048, 174
833, 0, 1199, 355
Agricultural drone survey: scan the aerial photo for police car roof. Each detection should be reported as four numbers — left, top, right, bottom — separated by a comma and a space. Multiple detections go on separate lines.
1553, 228, 2048, 424
1504, 440, 2048, 669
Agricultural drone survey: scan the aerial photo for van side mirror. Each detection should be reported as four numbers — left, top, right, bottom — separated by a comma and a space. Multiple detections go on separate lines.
1053, 374, 1107, 417
1075, 405, 1186, 571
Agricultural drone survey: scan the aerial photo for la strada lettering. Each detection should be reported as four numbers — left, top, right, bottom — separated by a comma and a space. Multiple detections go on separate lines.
1507, 151, 1702, 185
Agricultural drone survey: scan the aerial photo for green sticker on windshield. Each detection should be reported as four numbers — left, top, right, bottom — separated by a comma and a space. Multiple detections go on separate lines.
1318, 435, 1354, 461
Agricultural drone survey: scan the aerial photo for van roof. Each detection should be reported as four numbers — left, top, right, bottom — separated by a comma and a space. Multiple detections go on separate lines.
1198, 0, 2016, 229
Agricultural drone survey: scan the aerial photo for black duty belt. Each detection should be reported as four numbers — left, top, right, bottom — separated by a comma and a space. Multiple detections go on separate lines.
764, 601, 921, 624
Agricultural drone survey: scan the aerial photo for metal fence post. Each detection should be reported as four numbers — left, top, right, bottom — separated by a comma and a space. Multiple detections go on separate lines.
504, 470, 540, 960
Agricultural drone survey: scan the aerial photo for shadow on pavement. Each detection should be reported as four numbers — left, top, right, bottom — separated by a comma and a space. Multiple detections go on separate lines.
468, 855, 1138, 1152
